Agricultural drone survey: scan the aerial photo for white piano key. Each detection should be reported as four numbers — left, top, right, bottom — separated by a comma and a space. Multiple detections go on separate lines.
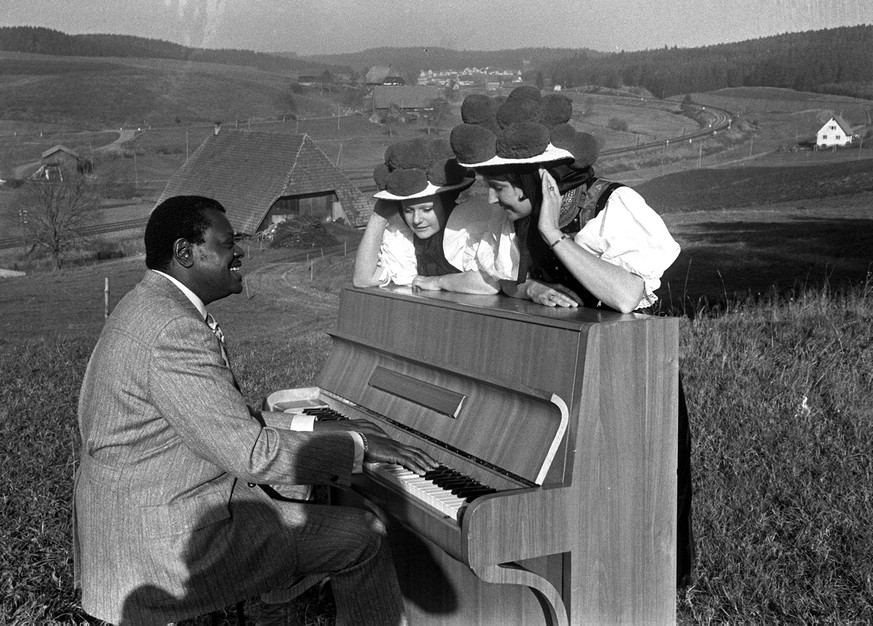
367, 463, 469, 521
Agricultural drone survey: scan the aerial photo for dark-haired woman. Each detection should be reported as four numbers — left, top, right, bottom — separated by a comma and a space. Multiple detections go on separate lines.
450, 87, 693, 587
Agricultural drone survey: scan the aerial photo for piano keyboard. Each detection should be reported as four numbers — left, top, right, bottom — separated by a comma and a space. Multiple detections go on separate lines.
301, 406, 497, 522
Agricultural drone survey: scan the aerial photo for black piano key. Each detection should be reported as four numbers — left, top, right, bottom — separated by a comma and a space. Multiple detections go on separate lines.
303, 406, 346, 421
434, 478, 474, 490
450, 484, 486, 496
424, 466, 455, 478
463, 489, 498, 503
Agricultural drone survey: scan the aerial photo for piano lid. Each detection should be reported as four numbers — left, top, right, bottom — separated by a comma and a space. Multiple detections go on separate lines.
318, 286, 651, 486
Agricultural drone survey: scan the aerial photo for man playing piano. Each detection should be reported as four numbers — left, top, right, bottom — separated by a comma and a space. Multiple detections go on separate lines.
73, 195, 437, 625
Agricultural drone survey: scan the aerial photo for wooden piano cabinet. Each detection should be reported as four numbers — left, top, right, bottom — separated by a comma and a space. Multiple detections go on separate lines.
324, 287, 679, 625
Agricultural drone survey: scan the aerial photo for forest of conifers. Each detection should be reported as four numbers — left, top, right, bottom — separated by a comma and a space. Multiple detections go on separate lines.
1, 24, 871, 100
543, 25, 873, 99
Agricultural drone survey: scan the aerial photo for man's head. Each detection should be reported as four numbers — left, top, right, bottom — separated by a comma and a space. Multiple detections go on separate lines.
145, 195, 244, 304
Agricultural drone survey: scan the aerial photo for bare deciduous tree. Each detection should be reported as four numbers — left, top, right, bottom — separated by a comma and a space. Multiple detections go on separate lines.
15, 173, 98, 270
385, 103, 403, 137
422, 97, 451, 134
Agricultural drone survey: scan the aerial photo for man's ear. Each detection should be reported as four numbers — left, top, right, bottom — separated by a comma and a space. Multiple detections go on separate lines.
173, 239, 194, 268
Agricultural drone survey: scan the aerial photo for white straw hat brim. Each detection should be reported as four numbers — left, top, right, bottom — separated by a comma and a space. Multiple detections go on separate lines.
457, 144, 574, 169
374, 177, 474, 201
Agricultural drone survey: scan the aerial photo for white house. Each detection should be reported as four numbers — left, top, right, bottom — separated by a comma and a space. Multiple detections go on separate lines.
816, 115, 853, 148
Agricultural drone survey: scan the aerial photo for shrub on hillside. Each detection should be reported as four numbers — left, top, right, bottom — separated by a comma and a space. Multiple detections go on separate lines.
607, 117, 629, 132
269, 217, 338, 249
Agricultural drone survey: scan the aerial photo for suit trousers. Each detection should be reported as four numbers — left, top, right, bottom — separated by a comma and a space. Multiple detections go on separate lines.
116, 482, 405, 626
259, 492, 405, 625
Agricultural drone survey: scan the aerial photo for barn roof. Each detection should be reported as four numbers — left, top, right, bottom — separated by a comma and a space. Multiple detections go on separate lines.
156, 130, 372, 233
365, 65, 392, 84
41, 145, 80, 160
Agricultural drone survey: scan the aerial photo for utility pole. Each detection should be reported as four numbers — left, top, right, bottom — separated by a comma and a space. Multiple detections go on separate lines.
660, 140, 668, 176
18, 209, 28, 255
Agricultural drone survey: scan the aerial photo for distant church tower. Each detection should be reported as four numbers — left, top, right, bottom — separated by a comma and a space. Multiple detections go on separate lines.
522, 58, 532, 74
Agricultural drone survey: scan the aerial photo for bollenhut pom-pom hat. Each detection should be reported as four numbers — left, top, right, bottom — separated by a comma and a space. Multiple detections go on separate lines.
451, 86, 575, 169
450, 123, 498, 167
496, 87, 542, 128
374, 137, 474, 201
496, 122, 550, 159
550, 123, 599, 170
538, 94, 573, 127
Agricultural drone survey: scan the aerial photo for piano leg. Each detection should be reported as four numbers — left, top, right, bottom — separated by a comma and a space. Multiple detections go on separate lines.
474, 562, 569, 626
333, 487, 569, 625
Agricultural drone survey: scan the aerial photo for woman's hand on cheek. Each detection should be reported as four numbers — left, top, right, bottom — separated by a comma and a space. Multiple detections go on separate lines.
538, 169, 562, 240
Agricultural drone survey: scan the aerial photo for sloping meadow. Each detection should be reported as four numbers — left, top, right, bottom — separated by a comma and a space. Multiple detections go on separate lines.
1, 269, 871, 623
679, 282, 873, 623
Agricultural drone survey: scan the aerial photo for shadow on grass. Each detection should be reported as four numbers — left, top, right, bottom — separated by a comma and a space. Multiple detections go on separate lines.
661, 216, 873, 313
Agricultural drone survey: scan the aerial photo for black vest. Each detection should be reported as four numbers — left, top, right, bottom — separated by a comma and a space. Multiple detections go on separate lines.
528, 178, 625, 309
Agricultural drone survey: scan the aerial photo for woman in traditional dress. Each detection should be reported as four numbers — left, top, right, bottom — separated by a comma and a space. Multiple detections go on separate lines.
450, 87, 694, 586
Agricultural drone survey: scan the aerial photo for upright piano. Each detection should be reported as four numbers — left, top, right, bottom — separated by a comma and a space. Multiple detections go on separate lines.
272, 285, 678, 625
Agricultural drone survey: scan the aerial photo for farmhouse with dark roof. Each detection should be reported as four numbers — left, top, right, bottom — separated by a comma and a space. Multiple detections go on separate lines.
156, 129, 372, 234
816, 115, 854, 148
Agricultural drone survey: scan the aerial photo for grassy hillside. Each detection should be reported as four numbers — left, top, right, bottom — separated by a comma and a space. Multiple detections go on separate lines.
0, 52, 332, 128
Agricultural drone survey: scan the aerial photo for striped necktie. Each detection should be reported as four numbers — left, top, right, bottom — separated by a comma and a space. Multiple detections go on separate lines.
205, 313, 230, 367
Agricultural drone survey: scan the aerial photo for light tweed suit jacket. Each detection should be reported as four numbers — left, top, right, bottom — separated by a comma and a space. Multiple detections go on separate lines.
74, 270, 356, 624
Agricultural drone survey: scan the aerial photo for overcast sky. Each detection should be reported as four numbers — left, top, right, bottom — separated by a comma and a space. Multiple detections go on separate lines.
2, 0, 871, 56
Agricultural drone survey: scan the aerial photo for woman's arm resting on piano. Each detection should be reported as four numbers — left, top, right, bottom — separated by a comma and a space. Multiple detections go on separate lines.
412, 269, 500, 294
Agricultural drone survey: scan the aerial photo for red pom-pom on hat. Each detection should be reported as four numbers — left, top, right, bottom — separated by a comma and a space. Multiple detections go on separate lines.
461, 93, 496, 125
497, 86, 542, 129
538, 94, 573, 127
427, 157, 468, 186
429, 138, 455, 160
450, 123, 498, 165
550, 124, 599, 169
496, 122, 550, 159
384, 168, 429, 197
384, 138, 433, 170
373, 162, 391, 190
